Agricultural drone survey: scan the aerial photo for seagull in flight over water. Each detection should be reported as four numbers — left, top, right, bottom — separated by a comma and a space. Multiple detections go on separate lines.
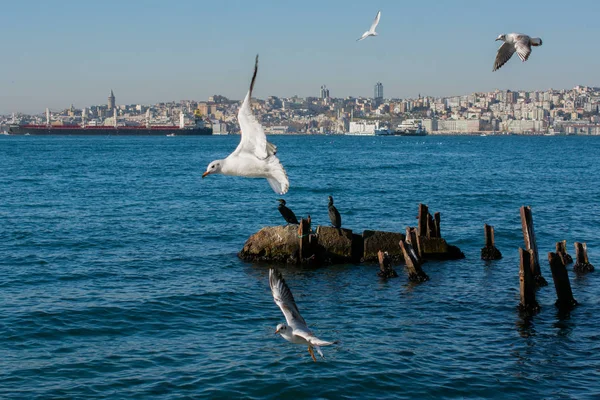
357, 10, 381, 41
269, 269, 337, 362
202, 55, 289, 194
493, 33, 543, 71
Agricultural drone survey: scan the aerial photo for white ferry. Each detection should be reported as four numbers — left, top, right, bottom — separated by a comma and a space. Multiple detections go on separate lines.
394, 119, 427, 136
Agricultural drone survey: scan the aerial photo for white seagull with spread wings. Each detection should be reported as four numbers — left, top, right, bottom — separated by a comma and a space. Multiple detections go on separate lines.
202, 55, 289, 194
357, 10, 381, 41
269, 269, 337, 362
493, 33, 543, 72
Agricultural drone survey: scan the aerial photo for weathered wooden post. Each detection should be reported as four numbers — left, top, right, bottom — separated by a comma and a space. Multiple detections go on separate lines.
399, 240, 429, 282
520, 206, 547, 286
548, 252, 578, 310
426, 213, 436, 238
405, 227, 421, 260
519, 248, 540, 313
555, 240, 572, 264
417, 204, 429, 237
298, 218, 312, 261
481, 224, 502, 260
377, 250, 398, 278
433, 212, 441, 238
573, 242, 595, 272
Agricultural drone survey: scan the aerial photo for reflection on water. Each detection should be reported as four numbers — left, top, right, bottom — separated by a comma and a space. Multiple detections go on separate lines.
516, 314, 537, 339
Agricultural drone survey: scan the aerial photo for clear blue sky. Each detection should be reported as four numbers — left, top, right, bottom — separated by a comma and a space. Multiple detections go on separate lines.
2, 0, 599, 114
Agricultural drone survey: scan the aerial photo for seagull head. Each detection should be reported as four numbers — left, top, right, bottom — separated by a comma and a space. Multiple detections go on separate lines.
275, 323, 287, 335
277, 199, 286, 206
495, 34, 506, 42
202, 160, 223, 178
328, 195, 334, 205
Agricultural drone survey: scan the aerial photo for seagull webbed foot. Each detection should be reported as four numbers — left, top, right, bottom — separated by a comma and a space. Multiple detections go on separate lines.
308, 346, 317, 362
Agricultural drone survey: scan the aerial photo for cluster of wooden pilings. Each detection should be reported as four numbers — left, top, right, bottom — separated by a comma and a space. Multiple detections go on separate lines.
507, 206, 593, 314
238, 203, 464, 267
239, 202, 594, 312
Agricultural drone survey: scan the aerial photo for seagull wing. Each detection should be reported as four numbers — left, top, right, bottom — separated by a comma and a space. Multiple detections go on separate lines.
232, 55, 274, 160
269, 269, 308, 331
369, 10, 381, 32
514, 37, 532, 62
357, 32, 369, 41
295, 332, 336, 347
493, 42, 515, 72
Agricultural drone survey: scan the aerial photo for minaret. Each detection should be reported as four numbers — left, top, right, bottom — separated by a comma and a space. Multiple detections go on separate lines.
108, 89, 115, 111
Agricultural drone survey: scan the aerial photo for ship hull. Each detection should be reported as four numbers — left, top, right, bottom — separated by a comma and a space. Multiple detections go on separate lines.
394, 129, 427, 136
8, 126, 212, 136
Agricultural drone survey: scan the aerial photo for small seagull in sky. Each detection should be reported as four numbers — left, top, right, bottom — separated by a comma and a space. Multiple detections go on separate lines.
202, 55, 289, 194
493, 33, 543, 72
357, 10, 381, 41
269, 269, 337, 362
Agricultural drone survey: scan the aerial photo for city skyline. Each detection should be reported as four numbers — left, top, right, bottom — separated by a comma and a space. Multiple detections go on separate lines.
2, 0, 600, 114
4, 83, 597, 116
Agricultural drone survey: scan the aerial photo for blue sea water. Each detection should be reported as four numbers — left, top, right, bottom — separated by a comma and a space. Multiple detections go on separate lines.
0, 135, 599, 399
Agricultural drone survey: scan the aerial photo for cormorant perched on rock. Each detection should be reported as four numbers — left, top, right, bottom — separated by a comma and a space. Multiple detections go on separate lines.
278, 199, 299, 225
328, 196, 342, 228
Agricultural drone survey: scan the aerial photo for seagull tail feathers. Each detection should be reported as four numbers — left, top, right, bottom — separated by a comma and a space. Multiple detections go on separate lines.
266, 158, 289, 195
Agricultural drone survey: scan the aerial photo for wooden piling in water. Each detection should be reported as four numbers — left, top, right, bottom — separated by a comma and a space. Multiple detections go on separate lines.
548, 252, 578, 310
399, 240, 429, 282
519, 248, 540, 313
434, 212, 441, 238
481, 224, 502, 260
405, 227, 421, 261
519, 206, 547, 286
555, 240, 573, 265
426, 213, 436, 238
573, 242, 595, 272
298, 218, 313, 262
377, 250, 398, 279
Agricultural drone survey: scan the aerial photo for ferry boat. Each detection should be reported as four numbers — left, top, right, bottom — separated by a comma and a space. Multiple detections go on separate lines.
394, 119, 426, 136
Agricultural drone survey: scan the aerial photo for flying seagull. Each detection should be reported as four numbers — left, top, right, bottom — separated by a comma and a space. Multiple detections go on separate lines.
328, 196, 342, 229
269, 269, 337, 362
202, 55, 289, 194
277, 199, 299, 225
357, 10, 381, 41
493, 33, 542, 72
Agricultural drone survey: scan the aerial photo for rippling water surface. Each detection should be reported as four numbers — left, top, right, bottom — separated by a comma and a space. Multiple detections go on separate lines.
1, 135, 599, 399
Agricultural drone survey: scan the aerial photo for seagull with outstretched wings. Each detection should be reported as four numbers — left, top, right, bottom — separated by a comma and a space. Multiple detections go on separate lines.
202, 55, 289, 194
357, 10, 381, 41
269, 269, 337, 362
493, 33, 543, 72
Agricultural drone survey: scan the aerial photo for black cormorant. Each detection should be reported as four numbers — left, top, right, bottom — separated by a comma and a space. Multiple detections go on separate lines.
328, 196, 342, 228
278, 199, 299, 225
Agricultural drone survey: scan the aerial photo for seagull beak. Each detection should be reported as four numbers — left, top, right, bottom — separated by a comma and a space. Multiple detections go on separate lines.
495, 38, 501, 41
275, 329, 280, 334
202, 171, 209, 179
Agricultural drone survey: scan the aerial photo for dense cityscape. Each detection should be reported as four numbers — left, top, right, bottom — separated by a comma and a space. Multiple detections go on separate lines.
2, 83, 600, 135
